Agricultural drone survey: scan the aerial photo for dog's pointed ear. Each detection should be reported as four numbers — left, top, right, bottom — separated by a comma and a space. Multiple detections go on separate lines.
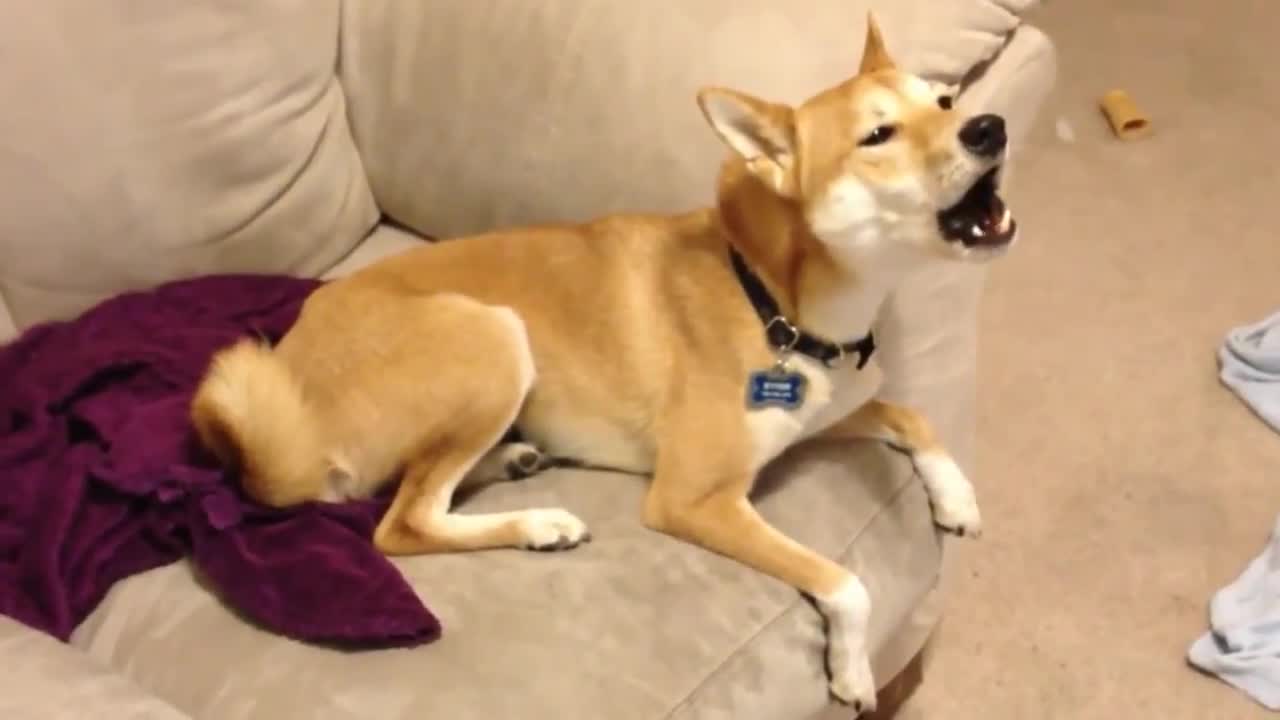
859, 13, 895, 73
697, 87, 797, 194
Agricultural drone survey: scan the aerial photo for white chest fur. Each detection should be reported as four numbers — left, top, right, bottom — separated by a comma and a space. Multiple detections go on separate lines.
744, 354, 883, 473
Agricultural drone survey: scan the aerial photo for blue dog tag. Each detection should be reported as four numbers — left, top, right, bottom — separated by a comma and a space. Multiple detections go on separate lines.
746, 366, 807, 410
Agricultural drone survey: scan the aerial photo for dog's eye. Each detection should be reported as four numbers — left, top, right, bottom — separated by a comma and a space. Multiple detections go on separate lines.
938, 95, 954, 110
858, 125, 897, 147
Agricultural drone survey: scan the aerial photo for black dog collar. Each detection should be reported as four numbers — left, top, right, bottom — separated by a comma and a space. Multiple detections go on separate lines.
729, 247, 876, 370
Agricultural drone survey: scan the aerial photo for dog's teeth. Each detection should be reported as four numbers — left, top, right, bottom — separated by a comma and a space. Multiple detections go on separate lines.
997, 208, 1012, 233
970, 224, 985, 238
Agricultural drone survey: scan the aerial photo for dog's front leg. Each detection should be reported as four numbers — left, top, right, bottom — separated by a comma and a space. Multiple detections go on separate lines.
822, 400, 982, 537
642, 441, 878, 715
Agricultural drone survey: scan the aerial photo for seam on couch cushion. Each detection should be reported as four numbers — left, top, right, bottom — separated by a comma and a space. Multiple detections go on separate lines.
661, 451, 917, 719
0, 615, 193, 719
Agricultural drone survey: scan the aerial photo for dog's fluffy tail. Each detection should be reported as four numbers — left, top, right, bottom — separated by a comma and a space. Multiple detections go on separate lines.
190, 338, 329, 507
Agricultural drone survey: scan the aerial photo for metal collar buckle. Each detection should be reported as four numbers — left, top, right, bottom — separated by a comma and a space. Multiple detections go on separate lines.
764, 316, 800, 354
822, 344, 846, 369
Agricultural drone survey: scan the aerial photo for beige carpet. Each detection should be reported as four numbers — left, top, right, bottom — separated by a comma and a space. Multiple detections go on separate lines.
907, 1, 1280, 718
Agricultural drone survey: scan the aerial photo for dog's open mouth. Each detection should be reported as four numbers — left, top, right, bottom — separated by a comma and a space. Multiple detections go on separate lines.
937, 167, 1016, 248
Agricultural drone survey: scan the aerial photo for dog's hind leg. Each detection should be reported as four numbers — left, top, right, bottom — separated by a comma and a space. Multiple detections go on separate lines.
373, 441, 589, 555
457, 441, 554, 489
370, 301, 588, 556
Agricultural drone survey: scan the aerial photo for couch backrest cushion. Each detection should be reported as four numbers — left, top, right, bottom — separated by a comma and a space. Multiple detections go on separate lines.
0, 0, 379, 337
339, 0, 1037, 240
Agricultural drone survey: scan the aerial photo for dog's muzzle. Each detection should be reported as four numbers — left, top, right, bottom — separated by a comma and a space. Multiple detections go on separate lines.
936, 166, 1015, 249
937, 114, 1015, 250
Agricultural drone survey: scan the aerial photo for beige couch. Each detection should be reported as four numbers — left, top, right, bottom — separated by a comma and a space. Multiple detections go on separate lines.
0, 2, 1055, 718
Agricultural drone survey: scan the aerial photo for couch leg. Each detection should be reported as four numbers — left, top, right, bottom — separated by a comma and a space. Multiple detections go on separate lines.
864, 645, 928, 720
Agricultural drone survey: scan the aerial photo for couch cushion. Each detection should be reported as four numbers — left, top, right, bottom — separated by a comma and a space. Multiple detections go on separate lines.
0, 293, 15, 347
71, 443, 942, 720
339, 0, 1038, 240
0, 0, 379, 332
0, 615, 190, 720
322, 223, 431, 280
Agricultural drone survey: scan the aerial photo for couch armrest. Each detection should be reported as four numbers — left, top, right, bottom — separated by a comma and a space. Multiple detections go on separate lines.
874, 24, 1057, 474
337, 0, 1041, 240
0, 615, 190, 719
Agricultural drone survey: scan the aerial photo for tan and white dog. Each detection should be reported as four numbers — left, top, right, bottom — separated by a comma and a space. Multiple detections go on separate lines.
190, 16, 1015, 715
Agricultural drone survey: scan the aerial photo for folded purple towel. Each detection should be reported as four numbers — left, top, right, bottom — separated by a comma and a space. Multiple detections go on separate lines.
0, 274, 440, 647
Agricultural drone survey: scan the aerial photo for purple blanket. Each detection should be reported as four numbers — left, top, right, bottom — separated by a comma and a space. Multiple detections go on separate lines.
0, 274, 440, 647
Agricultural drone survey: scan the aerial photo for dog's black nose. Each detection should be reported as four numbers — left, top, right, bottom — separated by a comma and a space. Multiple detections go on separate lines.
959, 114, 1007, 157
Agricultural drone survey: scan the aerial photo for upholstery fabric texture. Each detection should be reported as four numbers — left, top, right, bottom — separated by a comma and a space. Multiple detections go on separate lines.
0, 615, 190, 720
0, 296, 14, 346
0, 0, 379, 333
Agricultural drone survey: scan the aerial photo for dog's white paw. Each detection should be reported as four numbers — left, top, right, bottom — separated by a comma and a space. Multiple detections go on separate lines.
516, 508, 591, 551
915, 452, 983, 538
933, 489, 983, 538
829, 654, 877, 716
817, 578, 877, 715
